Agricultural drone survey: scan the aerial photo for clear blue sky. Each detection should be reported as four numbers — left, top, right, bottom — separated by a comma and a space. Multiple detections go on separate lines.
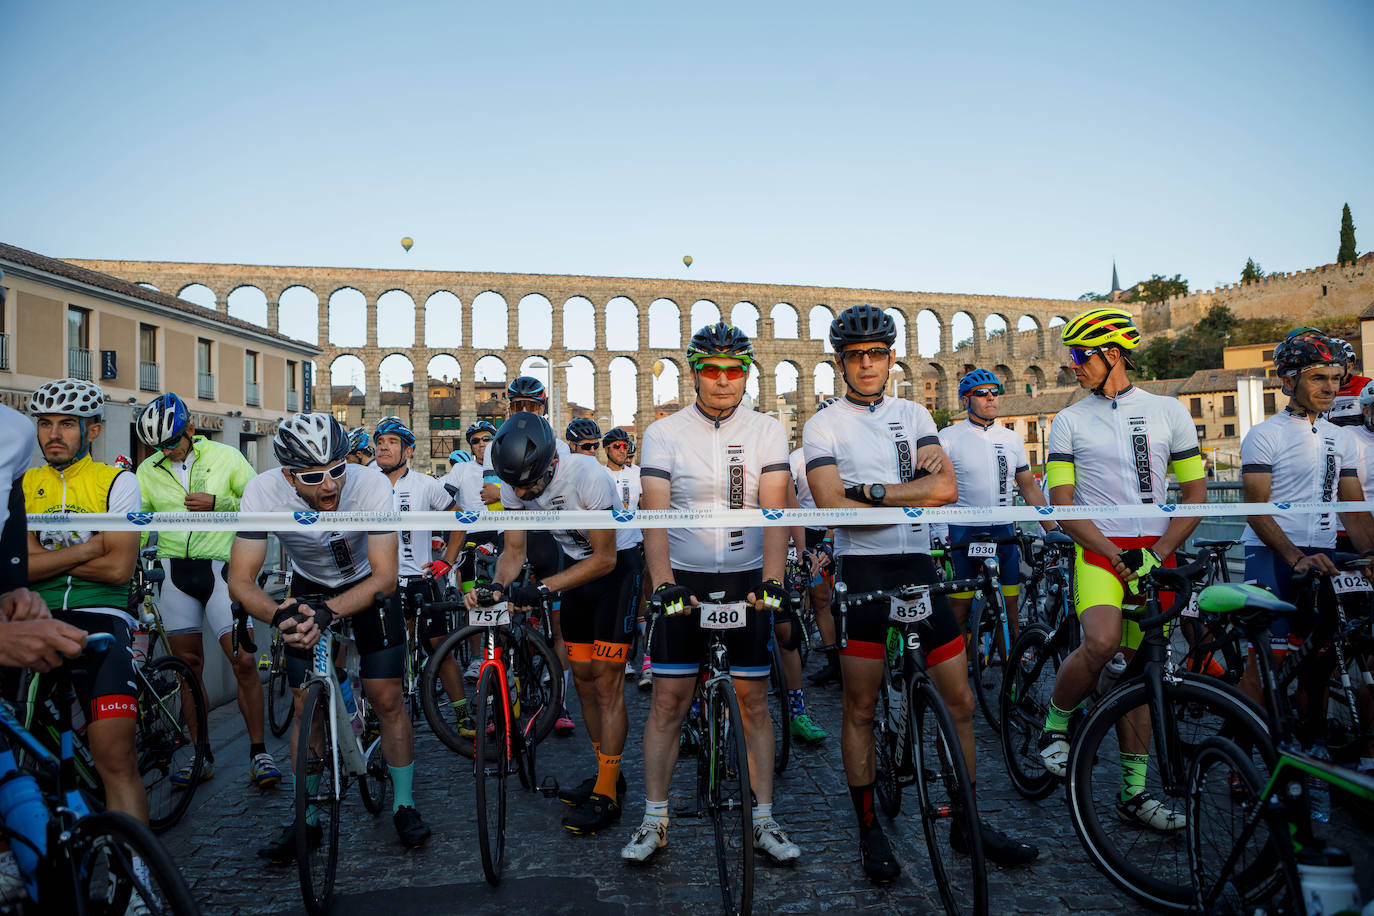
4, 0, 1370, 301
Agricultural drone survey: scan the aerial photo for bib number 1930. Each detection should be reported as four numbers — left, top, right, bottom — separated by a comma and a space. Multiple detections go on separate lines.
890, 591, 932, 624
700, 602, 748, 630
967, 542, 998, 558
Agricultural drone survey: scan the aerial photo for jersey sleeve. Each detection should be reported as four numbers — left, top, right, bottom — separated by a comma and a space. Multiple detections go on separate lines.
426, 475, 455, 511
499, 483, 523, 510
1046, 413, 1076, 489
759, 416, 790, 475
1239, 423, 1274, 475
236, 473, 270, 539
581, 462, 618, 511
908, 404, 940, 450
1336, 427, 1361, 480
218, 443, 258, 512
107, 471, 143, 514
802, 412, 838, 473
1166, 400, 1205, 483
639, 420, 673, 482
1011, 434, 1031, 474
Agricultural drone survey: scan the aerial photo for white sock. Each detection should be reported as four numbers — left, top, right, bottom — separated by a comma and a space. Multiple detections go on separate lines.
645, 799, 669, 824
753, 802, 772, 820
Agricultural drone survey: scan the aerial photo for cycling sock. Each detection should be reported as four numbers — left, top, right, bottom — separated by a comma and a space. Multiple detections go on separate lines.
850, 783, 878, 835
451, 698, 467, 715
645, 799, 669, 826
1043, 700, 1073, 733
250, 743, 266, 759
1119, 753, 1148, 801
593, 750, 622, 799
563, 670, 572, 706
592, 739, 601, 755
390, 763, 415, 812
753, 802, 772, 820
306, 774, 321, 826
788, 689, 806, 717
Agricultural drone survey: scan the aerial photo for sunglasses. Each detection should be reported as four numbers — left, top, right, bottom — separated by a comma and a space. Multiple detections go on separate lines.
840, 346, 892, 365
470, 436, 493, 445
575, 442, 600, 452
293, 462, 347, 486
967, 388, 1000, 398
606, 441, 628, 450
697, 364, 747, 380
1068, 346, 1101, 366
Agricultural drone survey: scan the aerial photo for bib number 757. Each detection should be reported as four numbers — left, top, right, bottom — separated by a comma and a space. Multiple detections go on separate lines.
699, 601, 748, 630
469, 602, 511, 627
890, 590, 932, 624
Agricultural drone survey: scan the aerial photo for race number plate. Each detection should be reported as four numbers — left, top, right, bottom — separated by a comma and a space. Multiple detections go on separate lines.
700, 601, 748, 630
1182, 593, 1200, 619
890, 591, 933, 624
967, 542, 998, 558
469, 602, 511, 627
1331, 571, 1373, 596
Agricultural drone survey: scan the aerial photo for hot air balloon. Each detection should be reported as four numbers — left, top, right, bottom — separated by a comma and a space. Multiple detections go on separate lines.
401, 237, 414, 252
682, 255, 692, 268
652, 360, 664, 379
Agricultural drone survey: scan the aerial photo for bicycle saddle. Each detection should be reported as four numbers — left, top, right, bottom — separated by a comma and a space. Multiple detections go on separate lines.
1197, 583, 1295, 618
1043, 530, 1075, 548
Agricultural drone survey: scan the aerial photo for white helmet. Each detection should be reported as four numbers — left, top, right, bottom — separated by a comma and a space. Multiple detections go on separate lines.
1359, 380, 1374, 409
273, 413, 349, 469
28, 378, 104, 418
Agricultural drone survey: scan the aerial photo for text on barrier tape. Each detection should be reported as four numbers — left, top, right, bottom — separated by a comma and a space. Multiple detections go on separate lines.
24, 500, 1374, 532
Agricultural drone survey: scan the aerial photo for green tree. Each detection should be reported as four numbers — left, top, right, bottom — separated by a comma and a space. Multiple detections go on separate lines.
1338, 203, 1358, 265
1134, 337, 1175, 380
1077, 291, 1110, 302
1240, 258, 1266, 282
1123, 273, 1189, 304
932, 407, 954, 429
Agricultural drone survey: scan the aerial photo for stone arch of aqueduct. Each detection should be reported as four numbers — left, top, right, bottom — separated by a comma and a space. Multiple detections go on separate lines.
69, 259, 1086, 435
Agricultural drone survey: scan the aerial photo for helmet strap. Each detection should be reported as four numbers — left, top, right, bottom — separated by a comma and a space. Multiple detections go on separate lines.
1283, 375, 1322, 422
691, 368, 744, 428
1088, 348, 1130, 399
839, 363, 885, 410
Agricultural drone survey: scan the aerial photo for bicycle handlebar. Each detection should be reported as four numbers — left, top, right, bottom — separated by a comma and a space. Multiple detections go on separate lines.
1127, 556, 1211, 631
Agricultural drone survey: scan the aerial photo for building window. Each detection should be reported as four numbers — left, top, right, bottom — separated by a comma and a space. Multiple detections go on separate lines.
196, 339, 214, 399
67, 306, 92, 380
1190, 398, 1202, 418
1261, 349, 1273, 361
244, 350, 260, 406
1223, 423, 1236, 437
333, 406, 348, 423
0, 293, 9, 371
1263, 392, 1276, 413
138, 324, 159, 391
286, 360, 299, 412
1222, 395, 1236, 416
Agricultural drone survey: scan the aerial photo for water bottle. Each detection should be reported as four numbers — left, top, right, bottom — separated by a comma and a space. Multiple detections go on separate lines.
337, 672, 364, 737
1094, 652, 1128, 699
1309, 740, 1332, 823
1296, 848, 1361, 915
0, 753, 48, 899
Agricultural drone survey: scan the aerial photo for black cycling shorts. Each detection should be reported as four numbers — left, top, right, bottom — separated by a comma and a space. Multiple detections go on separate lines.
649, 568, 773, 681
561, 547, 642, 665
459, 530, 500, 586
804, 528, 826, 551
57, 610, 139, 723
390, 576, 455, 643
526, 531, 566, 582
284, 573, 406, 686
835, 554, 964, 668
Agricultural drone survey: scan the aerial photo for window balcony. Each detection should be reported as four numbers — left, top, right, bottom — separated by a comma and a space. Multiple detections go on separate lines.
139, 361, 160, 392
197, 372, 215, 400
245, 381, 261, 407
286, 390, 299, 412
0, 333, 9, 371
68, 347, 93, 381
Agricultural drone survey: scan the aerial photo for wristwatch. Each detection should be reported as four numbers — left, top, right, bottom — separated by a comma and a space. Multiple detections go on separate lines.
868, 483, 886, 505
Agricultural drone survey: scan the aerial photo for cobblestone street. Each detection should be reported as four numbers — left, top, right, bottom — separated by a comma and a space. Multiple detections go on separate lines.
160, 655, 1363, 916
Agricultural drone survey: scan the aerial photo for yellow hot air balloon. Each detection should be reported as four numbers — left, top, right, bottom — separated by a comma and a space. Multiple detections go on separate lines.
652, 360, 664, 379
401, 237, 414, 252
683, 255, 692, 268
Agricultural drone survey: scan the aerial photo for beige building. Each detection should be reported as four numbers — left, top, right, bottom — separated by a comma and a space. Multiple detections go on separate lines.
0, 243, 319, 470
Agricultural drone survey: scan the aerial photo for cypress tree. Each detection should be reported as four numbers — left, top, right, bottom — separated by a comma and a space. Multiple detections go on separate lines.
1338, 203, 1357, 265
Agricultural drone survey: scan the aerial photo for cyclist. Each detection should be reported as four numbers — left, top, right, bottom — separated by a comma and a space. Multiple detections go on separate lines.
938, 368, 1056, 635
566, 418, 602, 457
1035, 307, 1206, 832
451, 422, 500, 596
345, 427, 375, 466
372, 418, 468, 729
1237, 330, 1374, 735
22, 378, 147, 822
776, 475, 829, 744
134, 391, 281, 789
621, 322, 802, 867
473, 413, 642, 834
805, 306, 1036, 881
793, 397, 842, 688
604, 427, 651, 688
1324, 336, 1370, 427
228, 413, 431, 859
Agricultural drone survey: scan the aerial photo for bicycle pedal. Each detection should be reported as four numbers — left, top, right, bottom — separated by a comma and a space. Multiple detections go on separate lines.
538, 776, 560, 798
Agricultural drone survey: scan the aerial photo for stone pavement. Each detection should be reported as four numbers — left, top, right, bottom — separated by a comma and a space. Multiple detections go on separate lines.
157, 654, 1361, 916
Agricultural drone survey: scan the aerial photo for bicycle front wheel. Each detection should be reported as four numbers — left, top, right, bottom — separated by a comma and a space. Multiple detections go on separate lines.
912, 679, 987, 916
997, 624, 1063, 801
139, 656, 208, 833
357, 735, 390, 816
62, 810, 201, 915
474, 663, 509, 886
874, 662, 903, 818
768, 640, 792, 775
1066, 674, 1274, 912
705, 680, 753, 916
267, 640, 294, 738
968, 595, 1008, 734
296, 682, 342, 916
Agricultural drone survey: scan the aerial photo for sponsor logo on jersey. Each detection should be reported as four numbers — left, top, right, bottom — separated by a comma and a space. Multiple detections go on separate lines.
1128, 415, 1152, 502
995, 446, 1009, 503
890, 422, 914, 483
727, 445, 745, 509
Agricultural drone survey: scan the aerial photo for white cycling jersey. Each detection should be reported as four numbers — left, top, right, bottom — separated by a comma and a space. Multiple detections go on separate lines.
389, 467, 455, 577
938, 418, 1030, 509
640, 404, 790, 573
440, 462, 484, 512
501, 452, 638, 559
606, 463, 643, 546
802, 396, 941, 557
1045, 386, 1203, 539
1240, 411, 1359, 549
1349, 424, 1374, 502
0, 407, 33, 526
238, 463, 393, 588
789, 447, 826, 534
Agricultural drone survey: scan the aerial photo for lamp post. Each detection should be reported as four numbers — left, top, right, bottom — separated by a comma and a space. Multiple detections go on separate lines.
1036, 412, 1048, 475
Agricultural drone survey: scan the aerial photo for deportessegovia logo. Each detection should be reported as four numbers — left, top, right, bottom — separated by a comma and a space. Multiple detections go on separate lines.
293, 511, 320, 525
903, 507, 923, 518
455, 510, 481, 525
761, 508, 785, 521
1273, 503, 1291, 511
612, 509, 636, 523
1035, 506, 1055, 516
1158, 505, 1177, 513
126, 512, 154, 526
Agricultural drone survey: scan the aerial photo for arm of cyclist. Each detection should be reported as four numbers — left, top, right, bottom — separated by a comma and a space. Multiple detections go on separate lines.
0, 481, 29, 594
464, 528, 527, 608
761, 465, 789, 585
540, 526, 617, 594
285, 533, 399, 648
1242, 469, 1339, 576
1335, 474, 1374, 556
1014, 467, 1059, 532
0, 587, 50, 622
227, 535, 287, 626
1150, 475, 1206, 558
422, 494, 464, 578
782, 480, 811, 570
0, 617, 87, 672
1048, 484, 1140, 578
806, 440, 956, 510
28, 529, 139, 586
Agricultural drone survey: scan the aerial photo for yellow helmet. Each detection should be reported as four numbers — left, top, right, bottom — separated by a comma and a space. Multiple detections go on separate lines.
1060, 307, 1141, 350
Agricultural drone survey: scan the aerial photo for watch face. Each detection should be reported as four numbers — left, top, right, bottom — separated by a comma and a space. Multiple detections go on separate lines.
870, 484, 886, 502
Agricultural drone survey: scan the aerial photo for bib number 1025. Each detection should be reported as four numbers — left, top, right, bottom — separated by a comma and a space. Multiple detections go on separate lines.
700, 602, 748, 630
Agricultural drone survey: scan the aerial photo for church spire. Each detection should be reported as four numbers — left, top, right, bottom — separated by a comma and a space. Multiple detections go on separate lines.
1110, 260, 1121, 295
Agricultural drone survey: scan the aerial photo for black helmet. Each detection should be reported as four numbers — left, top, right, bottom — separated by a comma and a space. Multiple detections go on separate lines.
506, 376, 548, 405
686, 323, 754, 368
602, 427, 631, 447
490, 412, 557, 487
565, 418, 601, 441
830, 304, 896, 350
1274, 331, 1343, 378
465, 420, 497, 443
275, 413, 349, 469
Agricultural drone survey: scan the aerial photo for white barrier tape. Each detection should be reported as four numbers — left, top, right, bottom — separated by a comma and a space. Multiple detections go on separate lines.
25, 500, 1374, 533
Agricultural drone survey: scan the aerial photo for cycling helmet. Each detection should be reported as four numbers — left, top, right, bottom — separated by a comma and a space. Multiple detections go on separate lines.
465, 420, 497, 443
374, 417, 416, 448
958, 368, 1004, 398
627, 439, 636, 456
602, 427, 631, 447
1060, 307, 1141, 350
1360, 380, 1374, 409
28, 378, 105, 418
347, 427, 372, 455
1273, 331, 1343, 378
686, 323, 754, 369
1331, 337, 1356, 367
114, 454, 133, 471
829, 305, 897, 350
449, 449, 474, 465
506, 376, 548, 405
489, 412, 557, 488
565, 418, 601, 442
135, 392, 191, 448
275, 413, 349, 469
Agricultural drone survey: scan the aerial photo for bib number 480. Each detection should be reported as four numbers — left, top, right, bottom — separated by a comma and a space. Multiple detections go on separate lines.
700, 602, 747, 630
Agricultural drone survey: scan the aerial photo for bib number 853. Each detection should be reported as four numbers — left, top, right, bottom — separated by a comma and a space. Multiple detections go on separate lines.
889, 591, 932, 624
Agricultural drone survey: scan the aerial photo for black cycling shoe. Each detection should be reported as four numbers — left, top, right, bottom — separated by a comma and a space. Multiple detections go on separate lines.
807, 648, 842, 687
393, 805, 432, 848
256, 822, 321, 864
859, 828, 901, 883
561, 793, 622, 834
950, 817, 1039, 867
558, 772, 626, 807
